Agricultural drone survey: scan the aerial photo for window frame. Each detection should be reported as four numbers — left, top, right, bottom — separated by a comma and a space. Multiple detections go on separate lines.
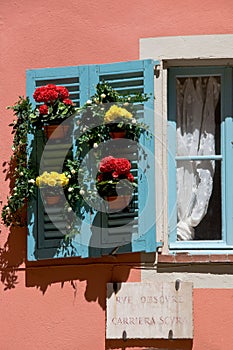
168, 65, 233, 252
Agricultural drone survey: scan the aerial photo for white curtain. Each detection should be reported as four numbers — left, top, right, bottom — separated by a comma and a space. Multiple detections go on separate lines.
176, 76, 220, 240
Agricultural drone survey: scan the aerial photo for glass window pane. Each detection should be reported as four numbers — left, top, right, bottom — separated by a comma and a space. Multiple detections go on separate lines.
176, 76, 221, 241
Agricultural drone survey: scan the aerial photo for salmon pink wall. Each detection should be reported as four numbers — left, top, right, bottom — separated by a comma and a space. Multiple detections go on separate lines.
1, 0, 233, 349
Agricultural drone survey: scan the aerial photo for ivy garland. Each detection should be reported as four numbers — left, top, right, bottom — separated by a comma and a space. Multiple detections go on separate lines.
1, 82, 150, 233
2, 97, 36, 226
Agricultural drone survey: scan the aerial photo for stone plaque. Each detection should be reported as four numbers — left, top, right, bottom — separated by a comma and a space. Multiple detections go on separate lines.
106, 281, 193, 339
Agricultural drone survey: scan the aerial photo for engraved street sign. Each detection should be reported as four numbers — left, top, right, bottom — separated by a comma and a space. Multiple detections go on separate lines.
106, 281, 193, 339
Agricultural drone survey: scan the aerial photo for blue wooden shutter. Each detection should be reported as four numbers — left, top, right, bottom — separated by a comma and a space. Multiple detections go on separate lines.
27, 60, 159, 260
89, 60, 158, 255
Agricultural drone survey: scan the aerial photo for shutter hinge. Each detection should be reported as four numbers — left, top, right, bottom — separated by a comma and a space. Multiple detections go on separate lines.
154, 64, 161, 78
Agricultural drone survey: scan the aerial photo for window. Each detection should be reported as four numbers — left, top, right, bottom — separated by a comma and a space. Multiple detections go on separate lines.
140, 34, 233, 253
168, 66, 233, 250
26, 59, 160, 261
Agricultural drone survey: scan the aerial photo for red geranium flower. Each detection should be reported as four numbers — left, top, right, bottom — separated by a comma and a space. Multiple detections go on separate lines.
46, 84, 57, 90
56, 86, 69, 100
43, 89, 59, 103
39, 104, 49, 115
33, 84, 71, 104
112, 171, 119, 179
33, 86, 47, 103
97, 174, 103, 182
127, 173, 134, 182
114, 158, 131, 174
33, 85, 59, 103
63, 98, 73, 105
99, 156, 116, 173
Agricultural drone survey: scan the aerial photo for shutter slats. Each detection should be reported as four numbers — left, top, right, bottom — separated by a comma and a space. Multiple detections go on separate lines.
108, 225, 138, 235
44, 206, 65, 214
99, 72, 144, 95
44, 207, 67, 238
99, 71, 143, 80
100, 71, 143, 248
42, 143, 71, 150
44, 230, 65, 239
113, 86, 144, 95
44, 222, 66, 231
108, 217, 138, 227
100, 76, 143, 84
35, 77, 79, 87
34, 75, 80, 250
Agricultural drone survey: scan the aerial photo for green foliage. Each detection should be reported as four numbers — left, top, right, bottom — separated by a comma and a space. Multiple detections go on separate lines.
2, 97, 36, 226
96, 179, 137, 197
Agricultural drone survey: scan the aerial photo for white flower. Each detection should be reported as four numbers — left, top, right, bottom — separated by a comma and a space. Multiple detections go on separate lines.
86, 99, 92, 105
71, 169, 76, 174
100, 93, 106, 99
67, 207, 72, 212
83, 127, 87, 132
19, 172, 24, 176
131, 118, 137, 124
93, 143, 98, 149
68, 187, 74, 192
28, 179, 35, 184
79, 189, 85, 196
12, 147, 15, 152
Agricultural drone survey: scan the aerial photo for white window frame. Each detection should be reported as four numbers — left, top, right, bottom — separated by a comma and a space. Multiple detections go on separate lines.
140, 34, 233, 254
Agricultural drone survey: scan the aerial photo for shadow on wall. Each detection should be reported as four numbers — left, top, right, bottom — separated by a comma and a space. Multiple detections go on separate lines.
0, 226, 26, 290
0, 150, 27, 290
0, 221, 138, 309
25, 254, 138, 309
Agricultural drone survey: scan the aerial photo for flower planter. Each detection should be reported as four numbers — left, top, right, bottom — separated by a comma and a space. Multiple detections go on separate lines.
44, 124, 69, 140
44, 195, 62, 205
104, 195, 131, 211
109, 130, 126, 139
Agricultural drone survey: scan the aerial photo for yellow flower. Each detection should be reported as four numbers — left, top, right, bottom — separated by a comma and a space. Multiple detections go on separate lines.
104, 105, 132, 124
36, 177, 41, 186
36, 171, 69, 187
63, 178, 69, 186
47, 179, 57, 187
60, 173, 69, 186
50, 171, 59, 179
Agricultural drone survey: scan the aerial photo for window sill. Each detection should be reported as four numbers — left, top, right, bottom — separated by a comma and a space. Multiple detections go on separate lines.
159, 253, 233, 264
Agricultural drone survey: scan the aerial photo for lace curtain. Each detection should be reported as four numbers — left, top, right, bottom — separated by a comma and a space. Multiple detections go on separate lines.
176, 76, 220, 240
